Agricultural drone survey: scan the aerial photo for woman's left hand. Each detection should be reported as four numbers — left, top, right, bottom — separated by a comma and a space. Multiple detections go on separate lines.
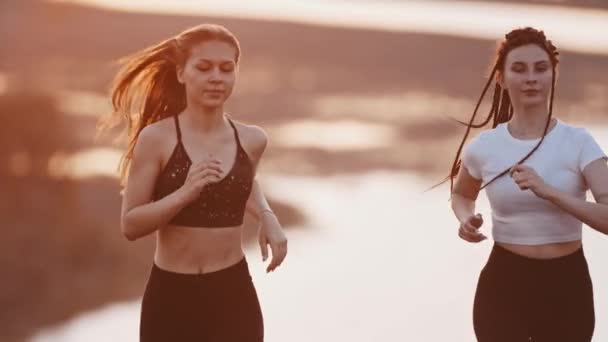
510, 164, 555, 199
258, 212, 288, 273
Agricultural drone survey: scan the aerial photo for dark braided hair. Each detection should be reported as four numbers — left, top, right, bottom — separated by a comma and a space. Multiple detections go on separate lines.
444, 27, 559, 193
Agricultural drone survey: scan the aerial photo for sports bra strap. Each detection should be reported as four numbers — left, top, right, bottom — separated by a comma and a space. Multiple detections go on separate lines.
227, 118, 242, 148
173, 114, 182, 141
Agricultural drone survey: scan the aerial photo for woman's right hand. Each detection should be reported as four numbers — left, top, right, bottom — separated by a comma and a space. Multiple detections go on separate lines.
178, 157, 224, 203
458, 213, 486, 243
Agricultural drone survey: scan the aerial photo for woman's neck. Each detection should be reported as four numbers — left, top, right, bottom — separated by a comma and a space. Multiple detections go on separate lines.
181, 105, 225, 133
508, 103, 554, 139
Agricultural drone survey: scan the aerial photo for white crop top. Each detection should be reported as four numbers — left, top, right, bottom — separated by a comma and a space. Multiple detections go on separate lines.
462, 119, 607, 245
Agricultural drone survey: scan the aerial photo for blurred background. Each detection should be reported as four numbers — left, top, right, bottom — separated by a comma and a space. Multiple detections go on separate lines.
1, 0, 607, 341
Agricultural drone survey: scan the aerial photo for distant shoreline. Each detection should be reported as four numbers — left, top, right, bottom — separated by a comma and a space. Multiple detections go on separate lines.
53, 0, 608, 55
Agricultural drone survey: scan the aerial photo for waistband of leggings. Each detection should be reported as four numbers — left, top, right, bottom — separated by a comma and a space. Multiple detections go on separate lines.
488, 243, 586, 270
151, 257, 250, 282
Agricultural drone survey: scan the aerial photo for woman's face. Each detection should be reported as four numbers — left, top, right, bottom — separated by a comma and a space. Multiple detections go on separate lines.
500, 44, 553, 108
177, 40, 238, 110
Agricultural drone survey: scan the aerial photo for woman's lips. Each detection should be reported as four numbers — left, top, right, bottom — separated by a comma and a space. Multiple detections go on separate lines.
203, 90, 225, 97
523, 89, 540, 96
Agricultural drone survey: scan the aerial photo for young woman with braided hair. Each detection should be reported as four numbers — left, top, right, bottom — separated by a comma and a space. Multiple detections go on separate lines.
99, 24, 288, 341
448, 27, 608, 341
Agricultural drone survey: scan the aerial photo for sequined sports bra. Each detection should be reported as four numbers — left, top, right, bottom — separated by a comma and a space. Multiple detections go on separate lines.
153, 115, 255, 228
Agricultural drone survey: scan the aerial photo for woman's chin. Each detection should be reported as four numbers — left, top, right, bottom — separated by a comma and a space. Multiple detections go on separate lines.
519, 96, 547, 107
197, 98, 227, 109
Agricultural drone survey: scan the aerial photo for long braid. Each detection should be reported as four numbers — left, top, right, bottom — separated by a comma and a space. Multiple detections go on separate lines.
493, 87, 512, 128
437, 64, 499, 192
450, 83, 502, 129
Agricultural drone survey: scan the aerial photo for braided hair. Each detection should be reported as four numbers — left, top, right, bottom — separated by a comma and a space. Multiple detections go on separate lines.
444, 27, 559, 193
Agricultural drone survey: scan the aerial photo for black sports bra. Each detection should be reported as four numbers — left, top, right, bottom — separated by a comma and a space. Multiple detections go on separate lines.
153, 115, 255, 228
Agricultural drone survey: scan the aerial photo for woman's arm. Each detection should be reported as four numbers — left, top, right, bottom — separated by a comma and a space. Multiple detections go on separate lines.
120, 125, 199, 241
452, 166, 486, 242
544, 159, 608, 234
452, 193, 476, 225
246, 180, 273, 219
239, 122, 287, 271
240, 122, 272, 219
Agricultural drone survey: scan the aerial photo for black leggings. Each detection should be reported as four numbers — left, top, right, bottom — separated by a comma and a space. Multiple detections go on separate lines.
474, 244, 595, 342
140, 258, 264, 342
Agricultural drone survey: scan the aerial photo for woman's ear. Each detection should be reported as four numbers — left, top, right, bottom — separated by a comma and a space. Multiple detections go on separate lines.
176, 65, 185, 84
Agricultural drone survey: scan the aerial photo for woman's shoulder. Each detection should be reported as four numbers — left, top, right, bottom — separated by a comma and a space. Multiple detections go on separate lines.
232, 120, 267, 141
460, 126, 505, 170
229, 117, 268, 159
465, 126, 501, 149
140, 116, 175, 140
553, 119, 600, 148
134, 116, 176, 155
556, 119, 591, 136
